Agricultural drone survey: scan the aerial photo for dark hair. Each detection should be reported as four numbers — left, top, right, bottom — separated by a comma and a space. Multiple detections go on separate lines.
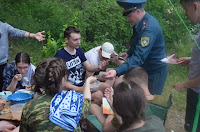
15, 52, 30, 64
180, 0, 200, 4
113, 81, 146, 131
33, 58, 69, 95
64, 26, 80, 39
124, 67, 148, 86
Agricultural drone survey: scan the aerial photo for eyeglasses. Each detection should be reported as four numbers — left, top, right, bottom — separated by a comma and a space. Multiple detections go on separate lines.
17, 66, 29, 70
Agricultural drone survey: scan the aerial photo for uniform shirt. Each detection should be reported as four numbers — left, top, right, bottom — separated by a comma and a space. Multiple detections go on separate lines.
188, 34, 200, 93
3, 61, 35, 91
20, 94, 91, 132
115, 12, 167, 76
0, 21, 26, 65
55, 48, 87, 86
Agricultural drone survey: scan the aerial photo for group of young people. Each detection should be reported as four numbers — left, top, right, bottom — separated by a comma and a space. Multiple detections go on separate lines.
1, 0, 200, 131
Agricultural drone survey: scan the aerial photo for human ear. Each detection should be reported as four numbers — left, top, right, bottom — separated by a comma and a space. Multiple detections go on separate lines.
65, 38, 69, 44
61, 77, 66, 86
136, 9, 139, 15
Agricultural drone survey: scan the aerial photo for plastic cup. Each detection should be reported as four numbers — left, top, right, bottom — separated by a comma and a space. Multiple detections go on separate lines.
10, 103, 25, 120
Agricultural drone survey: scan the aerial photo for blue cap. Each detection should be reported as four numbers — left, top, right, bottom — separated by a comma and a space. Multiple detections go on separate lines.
117, 0, 147, 16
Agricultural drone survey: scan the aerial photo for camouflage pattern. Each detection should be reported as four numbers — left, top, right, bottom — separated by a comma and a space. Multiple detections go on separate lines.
20, 94, 91, 132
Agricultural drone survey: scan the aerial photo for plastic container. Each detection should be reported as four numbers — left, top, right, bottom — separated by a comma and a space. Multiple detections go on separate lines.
0, 91, 12, 101
10, 103, 25, 120
90, 80, 101, 92
8, 93, 32, 105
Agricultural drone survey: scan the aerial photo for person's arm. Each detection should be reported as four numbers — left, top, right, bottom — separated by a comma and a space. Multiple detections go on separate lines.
0, 121, 16, 132
6, 74, 22, 93
83, 60, 108, 72
24, 31, 45, 41
83, 76, 97, 99
104, 69, 117, 80
80, 77, 96, 121
10, 126, 20, 132
85, 71, 94, 80
103, 115, 116, 132
119, 52, 129, 60
110, 57, 124, 66
177, 57, 191, 66
110, 52, 125, 66
65, 82, 84, 93
6, 23, 45, 41
115, 30, 156, 76
173, 77, 200, 92
3, 62, 21, 92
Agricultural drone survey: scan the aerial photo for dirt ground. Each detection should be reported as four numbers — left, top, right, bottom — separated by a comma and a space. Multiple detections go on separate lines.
165, 108, 185, 132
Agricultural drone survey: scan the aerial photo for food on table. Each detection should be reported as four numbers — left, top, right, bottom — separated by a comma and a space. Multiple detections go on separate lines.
0, 107, 10, 115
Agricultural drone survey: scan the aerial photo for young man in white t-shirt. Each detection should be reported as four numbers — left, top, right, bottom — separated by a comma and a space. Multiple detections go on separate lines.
85, 42, 124, 105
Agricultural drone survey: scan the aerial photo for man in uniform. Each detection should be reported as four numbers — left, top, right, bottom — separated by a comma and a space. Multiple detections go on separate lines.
105, 0, 168, 95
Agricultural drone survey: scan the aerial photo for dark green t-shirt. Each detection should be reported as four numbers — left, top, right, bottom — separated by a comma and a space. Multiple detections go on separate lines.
123, 116, 165, 132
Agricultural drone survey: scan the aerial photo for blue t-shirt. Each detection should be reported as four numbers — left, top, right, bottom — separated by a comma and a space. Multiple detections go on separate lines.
55, 48, 87, 86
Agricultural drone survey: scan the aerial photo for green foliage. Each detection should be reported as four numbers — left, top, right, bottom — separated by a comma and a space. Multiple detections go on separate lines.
145, 0, 192, 50
42, 0, 131, 58
40, 0, 193, 58
0, 0, 193, 57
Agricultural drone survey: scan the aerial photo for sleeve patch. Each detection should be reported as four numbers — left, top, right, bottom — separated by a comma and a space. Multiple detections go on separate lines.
141, 37, 149, 47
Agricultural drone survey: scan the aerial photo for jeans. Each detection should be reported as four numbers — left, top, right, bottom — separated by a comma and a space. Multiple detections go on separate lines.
185, 88, 200, 132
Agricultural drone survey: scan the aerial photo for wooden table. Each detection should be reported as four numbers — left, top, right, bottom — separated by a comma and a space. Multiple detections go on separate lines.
0, 101, 16, 120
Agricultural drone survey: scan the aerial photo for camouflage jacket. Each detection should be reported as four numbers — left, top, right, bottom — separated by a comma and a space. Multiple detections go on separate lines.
20, 94, 91, 132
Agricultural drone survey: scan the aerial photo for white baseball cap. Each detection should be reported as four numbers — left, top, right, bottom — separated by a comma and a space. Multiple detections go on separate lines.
101, 42, 114, 59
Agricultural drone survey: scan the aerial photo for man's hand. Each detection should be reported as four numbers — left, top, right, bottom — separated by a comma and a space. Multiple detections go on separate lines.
172, 82, 187, 93
177, 57, 191, 66
110, 55, 124, 66
104, 70, 117, 80
120, 52, 129, 60
98, 60, 109, 70
34, 31, 45, 42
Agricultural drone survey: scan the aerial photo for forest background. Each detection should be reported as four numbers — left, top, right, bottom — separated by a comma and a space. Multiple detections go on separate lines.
1, 0, 199, 131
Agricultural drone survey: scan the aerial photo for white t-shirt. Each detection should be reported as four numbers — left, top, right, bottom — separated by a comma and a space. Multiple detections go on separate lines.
85, 46, 101, 65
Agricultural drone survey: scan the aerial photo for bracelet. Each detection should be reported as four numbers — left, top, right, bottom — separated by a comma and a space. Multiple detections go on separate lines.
28, 32, 31, 38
